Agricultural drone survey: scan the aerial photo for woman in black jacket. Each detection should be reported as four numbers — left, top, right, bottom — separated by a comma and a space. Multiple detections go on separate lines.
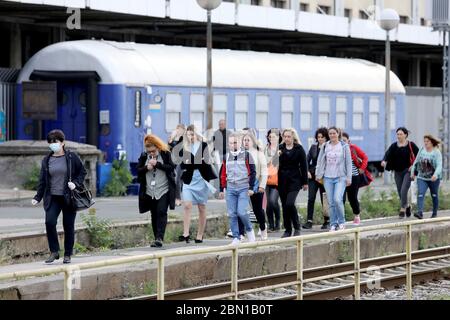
178, 124, 217, 243
302, 127, 330, 230
278, 128, 308, 238
137, 134, 176, 247
381, 127, 419, 219
32, 129, 87, 264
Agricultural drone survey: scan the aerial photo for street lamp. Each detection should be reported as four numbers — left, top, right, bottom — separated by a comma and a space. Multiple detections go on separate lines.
196, 0, 222, 135
379, 8, 399, 185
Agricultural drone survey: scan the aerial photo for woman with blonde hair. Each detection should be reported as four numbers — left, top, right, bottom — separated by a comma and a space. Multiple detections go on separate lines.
411, 134, 443, 219
179, 125, 217, 243
278, 128, 308, 238
137, 134, 176, 247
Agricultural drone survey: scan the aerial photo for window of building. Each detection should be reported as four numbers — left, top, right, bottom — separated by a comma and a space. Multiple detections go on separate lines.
213, 94, 227, 130
318, 96, 330, 127
369, 97, 380, 130
317, 5, 330, 14
359, 10, 369, 19
165, 92, 182, 132
399, 15, 409, 24
344, 8, 352, 18
353, 97, 364, 130
271, 0, 287, 9
256, 94, 269, 130
235, 94, 249, 131
336, 96, 347, 129
251, 0, 262, 5
281, 95, 294, 129
300, 3, 309, 12
421, 18, 427, 26
390, 98, 396, 130
190, 93, 205, 133
300, 96, 312, 130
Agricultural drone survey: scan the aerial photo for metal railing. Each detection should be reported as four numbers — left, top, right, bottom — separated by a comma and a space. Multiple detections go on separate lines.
0, 217, 449, 300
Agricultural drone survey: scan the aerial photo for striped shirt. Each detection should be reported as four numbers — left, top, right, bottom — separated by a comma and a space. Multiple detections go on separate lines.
351, 160, 359, 176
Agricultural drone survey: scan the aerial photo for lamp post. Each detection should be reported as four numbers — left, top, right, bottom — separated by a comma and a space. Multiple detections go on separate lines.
379, 8, 399, 185
196, 0, 222, 135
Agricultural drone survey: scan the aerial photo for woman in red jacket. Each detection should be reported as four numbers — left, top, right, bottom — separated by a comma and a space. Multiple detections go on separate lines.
342, 132, 372, 225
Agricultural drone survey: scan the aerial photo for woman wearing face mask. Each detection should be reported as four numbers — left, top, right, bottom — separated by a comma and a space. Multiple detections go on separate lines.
137, 134, 176, 247
32, 129, 87, 264
411, 135, 443, 219
381, 127, 419, 219
179, 125, 217, 243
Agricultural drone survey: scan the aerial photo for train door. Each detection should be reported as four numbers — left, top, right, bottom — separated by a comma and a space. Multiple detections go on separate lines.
43, 82, 87, 143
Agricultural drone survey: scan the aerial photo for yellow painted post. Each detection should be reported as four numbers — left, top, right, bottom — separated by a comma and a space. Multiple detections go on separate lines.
157, 257, 165, 300
296, 239, 304, 300
231, 248, 239, 300
354, 231, 360, 300
406, 224, 412, 300
64, 270, 72, 300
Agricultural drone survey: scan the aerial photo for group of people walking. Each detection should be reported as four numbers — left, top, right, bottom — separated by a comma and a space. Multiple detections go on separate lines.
32, 123, 443, 263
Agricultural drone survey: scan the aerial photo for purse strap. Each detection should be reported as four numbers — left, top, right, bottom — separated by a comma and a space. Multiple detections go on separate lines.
69, 153, 72, 183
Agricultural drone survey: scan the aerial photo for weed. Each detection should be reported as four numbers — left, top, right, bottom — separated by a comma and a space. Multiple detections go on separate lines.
81, 209, 113, 249
20, 163, 40, 191
73, 242, 89, 254
103, 155, 132, 197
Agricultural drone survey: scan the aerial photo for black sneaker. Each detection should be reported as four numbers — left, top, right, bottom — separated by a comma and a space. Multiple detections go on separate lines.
302, 221, 313, 229
293, 229, 301, 236
321, 221, 330, 230
45, 252, 60, 264
63, 256, 71, 264
405, 206, 411, 218
399, 211, 405, 219
414, 212, 423, 220
281, 231, 291, 238
431, 213, 437, 218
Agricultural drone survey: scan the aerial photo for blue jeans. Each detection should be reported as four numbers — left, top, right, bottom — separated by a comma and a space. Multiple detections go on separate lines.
417, 178, 440, 216
226, 186, 253, 239
323, 177, 347, 227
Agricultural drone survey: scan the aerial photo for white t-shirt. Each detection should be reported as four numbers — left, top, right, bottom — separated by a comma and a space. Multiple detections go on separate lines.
325, 143, 343, 178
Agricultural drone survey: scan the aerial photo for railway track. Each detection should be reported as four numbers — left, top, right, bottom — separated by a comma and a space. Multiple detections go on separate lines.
126, 246, 450, 300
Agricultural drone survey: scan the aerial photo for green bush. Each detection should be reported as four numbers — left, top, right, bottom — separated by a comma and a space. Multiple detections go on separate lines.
21, 163, 41, 191
81, 210, 113, 249
103, 155, 133, 197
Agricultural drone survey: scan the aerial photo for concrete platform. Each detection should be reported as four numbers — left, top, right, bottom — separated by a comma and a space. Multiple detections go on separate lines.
0, 211, 449, 300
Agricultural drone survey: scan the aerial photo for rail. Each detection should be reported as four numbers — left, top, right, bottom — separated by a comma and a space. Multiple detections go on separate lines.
0, 217, 449, 300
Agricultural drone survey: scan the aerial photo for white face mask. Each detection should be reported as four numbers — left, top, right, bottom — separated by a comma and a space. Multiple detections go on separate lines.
49, 143, 62, 153
230, 150, 240, 157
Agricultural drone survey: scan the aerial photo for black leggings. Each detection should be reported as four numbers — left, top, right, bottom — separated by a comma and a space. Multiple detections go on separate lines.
306, 179, 327, 222
144, 193, 169, 240
279, 189, 300, 233
237, 191, 266, 235
343, 175, 361, 216
266, 186, 281, 229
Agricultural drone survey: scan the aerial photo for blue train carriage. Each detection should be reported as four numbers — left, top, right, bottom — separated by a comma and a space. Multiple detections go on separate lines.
16, 40, 405, 185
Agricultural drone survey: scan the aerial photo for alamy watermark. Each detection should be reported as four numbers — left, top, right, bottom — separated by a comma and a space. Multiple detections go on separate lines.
66, 8, 81, 30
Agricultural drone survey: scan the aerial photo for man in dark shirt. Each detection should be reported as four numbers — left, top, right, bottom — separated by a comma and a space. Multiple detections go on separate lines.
212, 119, 232, 162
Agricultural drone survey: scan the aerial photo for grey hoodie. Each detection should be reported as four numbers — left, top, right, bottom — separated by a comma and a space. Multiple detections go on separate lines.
315, 141, 352, 181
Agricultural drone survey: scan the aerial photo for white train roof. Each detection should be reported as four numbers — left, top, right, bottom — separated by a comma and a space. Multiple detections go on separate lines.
18, 40, 405, 94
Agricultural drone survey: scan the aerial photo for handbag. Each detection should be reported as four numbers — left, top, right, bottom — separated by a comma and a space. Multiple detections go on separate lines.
266, 161, 278, 186
69, 156, 95, 212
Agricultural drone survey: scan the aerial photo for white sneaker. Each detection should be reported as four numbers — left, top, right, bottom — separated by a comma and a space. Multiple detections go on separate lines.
247, 229, 256, 243
240, 235, 246, 241
257, 228, 262, 237
231, 238, 240, 246
329, 224, 337, 232
338, 224, 346, 230
260, 229, 268, 241
226, 229, 233, 238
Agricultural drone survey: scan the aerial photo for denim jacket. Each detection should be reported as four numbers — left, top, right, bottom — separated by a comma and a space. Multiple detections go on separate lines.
315, 141, 352, 181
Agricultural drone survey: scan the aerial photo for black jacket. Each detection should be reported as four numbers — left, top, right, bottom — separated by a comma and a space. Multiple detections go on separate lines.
179, 141, 218, 184
278, 143, 308, 193
383, 141, 419, 172
137, 150, 176, 213
307, 143, 322, 180
34, 150, 87, 211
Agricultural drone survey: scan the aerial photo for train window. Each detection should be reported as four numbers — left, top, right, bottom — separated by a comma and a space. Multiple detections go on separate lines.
353, 97, 364, 130
281, 95, 294, 129
336, 97, 347, 129
318, 96, 330, 128
255, 94, 269, 130
166, 93, 182, 132
300, 96, 312, 130
390, 98, 396, 129
213, 94, 227, 130
369, 97, 380, 130
190, 93, 206, 133
235, 94, 249, 131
